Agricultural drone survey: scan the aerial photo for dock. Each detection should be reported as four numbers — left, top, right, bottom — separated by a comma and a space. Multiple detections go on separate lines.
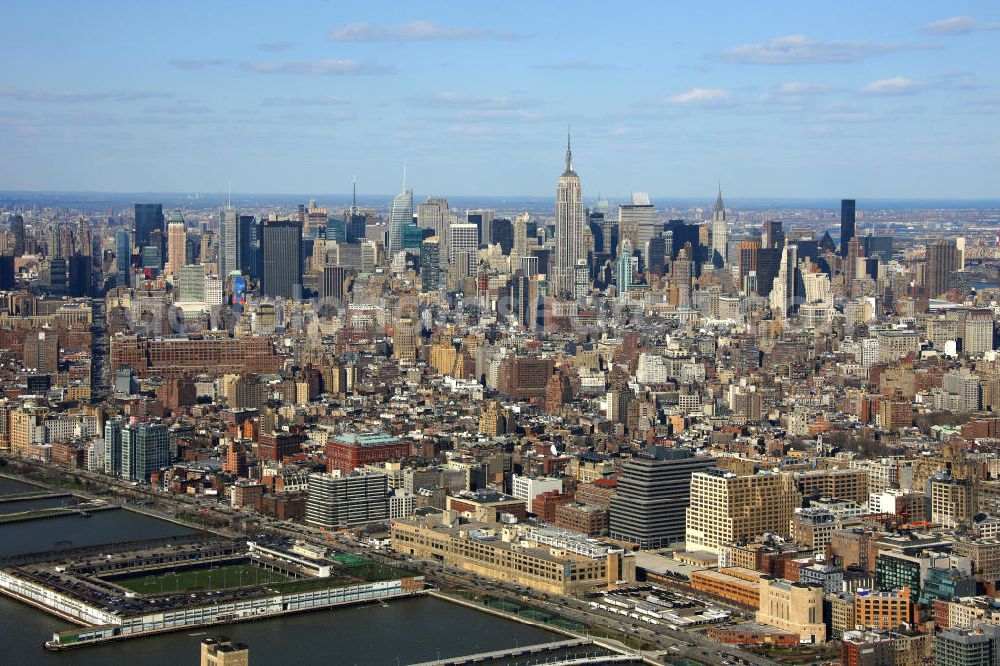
408, 638, 642, 665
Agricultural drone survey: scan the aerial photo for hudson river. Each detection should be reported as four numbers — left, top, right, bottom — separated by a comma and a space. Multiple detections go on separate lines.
0, 476, 559, 665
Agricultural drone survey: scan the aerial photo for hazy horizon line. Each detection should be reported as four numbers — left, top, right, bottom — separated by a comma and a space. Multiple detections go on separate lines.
2, 189, 1000, 205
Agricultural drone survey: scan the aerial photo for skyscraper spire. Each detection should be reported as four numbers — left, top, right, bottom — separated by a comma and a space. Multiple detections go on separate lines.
715, 182, 724, 216
352, 174, 357, 210
564, 127, 573, 174
227, 177, 232, 209
402, 163, 408, 193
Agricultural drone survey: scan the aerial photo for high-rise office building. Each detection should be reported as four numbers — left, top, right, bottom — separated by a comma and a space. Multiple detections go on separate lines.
555, 132, 585, 295
762, 219, 783, 250
840, 199, 856, 257
770, 243, 799, 317
926, 239, 960, 299
609, 451, 714, 548
449, 222, 479, 276
326, 216, 346, 243
237, 214, 260, 279
219, 204, 239, 277
711, 187, 728, 266
10, 215, 25, 257
616, 239, 634, 296
261, 219, 302, 299
167, 215, 187, 278
178, 264, 206, 303
305, 472, 389, 529
619, 192, 656, 267
121, 422, 169, 483
490, 217, 513, 255
421, 236, 441, 292
115, 230, 131, 287
467, 208, 495, 246
417, 197, 450, 244
320, 265, 349, 304
387, 174, 414, 260
134, 203, 164, 264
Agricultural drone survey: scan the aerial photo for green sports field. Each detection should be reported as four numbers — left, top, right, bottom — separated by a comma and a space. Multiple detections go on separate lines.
114, 563, 291, 594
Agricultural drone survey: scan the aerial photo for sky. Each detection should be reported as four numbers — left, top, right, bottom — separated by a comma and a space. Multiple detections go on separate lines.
1, 1, 998, 199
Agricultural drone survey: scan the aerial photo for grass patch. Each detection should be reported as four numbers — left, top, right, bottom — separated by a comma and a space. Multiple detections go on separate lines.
330, 553, 368, 566
115, 563, 290, 594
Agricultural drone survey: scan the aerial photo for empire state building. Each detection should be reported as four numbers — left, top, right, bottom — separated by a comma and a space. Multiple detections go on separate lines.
555, 132, 585, 296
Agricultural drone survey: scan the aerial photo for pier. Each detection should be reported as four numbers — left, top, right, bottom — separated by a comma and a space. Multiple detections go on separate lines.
0, 502, 114, 525
408, 638, 643, 665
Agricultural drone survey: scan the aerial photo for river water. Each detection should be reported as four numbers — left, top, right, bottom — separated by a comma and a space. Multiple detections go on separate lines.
0, 478, 560, 665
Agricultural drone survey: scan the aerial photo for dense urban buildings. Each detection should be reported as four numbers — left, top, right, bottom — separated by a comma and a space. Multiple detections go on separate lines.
0, 121, 998, 666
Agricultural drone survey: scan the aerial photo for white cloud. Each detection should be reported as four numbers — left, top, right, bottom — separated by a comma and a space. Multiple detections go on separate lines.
169, 58, 227, 71
456, 109, 538, 120
818, 112, 875, 123
406, 92, 540, 109
329, 20, 520, 42
712, 34, 937, 64
921, 16, 1000, 35
0, 88, 170, 103
860, 77, 923, 95
667, 88, 732, 106
774, 81, 827, 95
241, 59, 392, 76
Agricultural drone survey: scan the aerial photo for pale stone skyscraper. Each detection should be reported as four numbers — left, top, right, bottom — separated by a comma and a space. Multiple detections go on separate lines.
555, 132, 585, 296
711, 186, 728, 266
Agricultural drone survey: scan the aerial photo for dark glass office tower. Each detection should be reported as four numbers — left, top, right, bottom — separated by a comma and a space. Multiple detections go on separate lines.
261, 219, 302, 299
238, 214, 260, 279
490, 218, 513, 255
840, 199, 856, 256
134, 204, 164, 261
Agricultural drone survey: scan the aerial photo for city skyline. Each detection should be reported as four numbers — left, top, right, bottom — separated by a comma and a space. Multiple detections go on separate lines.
1, 2, 998, 198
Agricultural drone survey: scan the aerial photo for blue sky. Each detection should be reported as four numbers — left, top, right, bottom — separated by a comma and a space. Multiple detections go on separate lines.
1, 1, 998, 198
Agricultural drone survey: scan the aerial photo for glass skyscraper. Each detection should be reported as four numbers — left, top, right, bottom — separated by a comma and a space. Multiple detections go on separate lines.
134, 203, 164, 264
387, 182, 413, 260
115, 230, 131, 287
261, 219, 302, 299
840, 199, 856, 257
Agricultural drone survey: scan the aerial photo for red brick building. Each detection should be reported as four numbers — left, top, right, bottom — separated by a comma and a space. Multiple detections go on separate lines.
325, 433, 411, 473
258, 431, 306, 463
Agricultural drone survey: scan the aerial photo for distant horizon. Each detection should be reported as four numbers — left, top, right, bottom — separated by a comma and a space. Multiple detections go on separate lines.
2, 189, 1000, 210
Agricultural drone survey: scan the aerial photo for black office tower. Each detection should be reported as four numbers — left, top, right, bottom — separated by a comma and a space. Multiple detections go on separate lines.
840, 199, 856, 257
238, 215, 260, 279
261, 219, 302, 299
134, 204, 164, 260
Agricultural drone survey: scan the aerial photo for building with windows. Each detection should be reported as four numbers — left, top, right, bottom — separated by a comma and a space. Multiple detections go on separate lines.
121, 422, 169, 483
756, 578, 826, 643
391, 514, 635, 595
609, 450, 714, 549
685, 470, 802, 555
261, 219, 302, 299
305, 472, 388, 529
554, 133, 585, 295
